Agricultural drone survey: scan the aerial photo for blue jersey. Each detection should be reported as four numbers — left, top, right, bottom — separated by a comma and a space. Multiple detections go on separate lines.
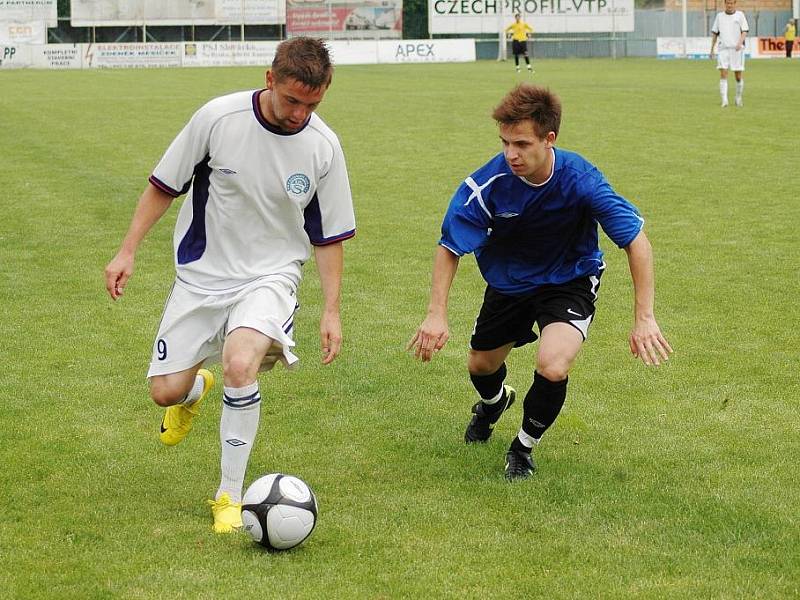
439, 148, 643, 295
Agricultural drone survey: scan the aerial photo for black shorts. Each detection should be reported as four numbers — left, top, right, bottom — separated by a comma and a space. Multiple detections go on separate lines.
470, 274, 603, 352
512, 40, 528, 56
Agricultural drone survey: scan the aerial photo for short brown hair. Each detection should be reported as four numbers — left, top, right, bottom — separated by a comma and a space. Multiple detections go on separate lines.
271, 37, 333, 89
492, 84, 562, 138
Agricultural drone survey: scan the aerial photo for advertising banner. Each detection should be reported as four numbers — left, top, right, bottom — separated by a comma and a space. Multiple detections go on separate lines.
287, 0, 401, 37
376, 38, 475, 62
0, 43, 30, 67
752, 37, 796, 58
182, 41, 279, 67
212, 0, 284, 25
429, 0, 634, 34
1, 39, 477, 69
84, 43, 182, 68
0, 0, 56, 25
33, 43, 83, 67
0, 20, 46, 43
72, 0, 284, 26
72, 0, 215, 26
325, 38, 476, 63
657, 37, 711, 58
656, 37, 753, 59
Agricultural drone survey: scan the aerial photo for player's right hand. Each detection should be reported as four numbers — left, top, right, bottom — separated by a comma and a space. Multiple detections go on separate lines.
406, 314, 449, 362
104, 251, 134, 300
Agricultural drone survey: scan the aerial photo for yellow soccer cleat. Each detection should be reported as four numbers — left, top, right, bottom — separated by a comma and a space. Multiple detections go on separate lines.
208, 493, 243, 534
159, 369, 215, 446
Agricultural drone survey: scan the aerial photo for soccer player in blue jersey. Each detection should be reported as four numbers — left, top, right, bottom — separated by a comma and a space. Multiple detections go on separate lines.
104, 37, 355, 530
408, 84, 672, 481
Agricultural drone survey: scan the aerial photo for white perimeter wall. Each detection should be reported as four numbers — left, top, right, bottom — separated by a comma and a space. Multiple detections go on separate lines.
656, 37, 794, 59
0, 38, 476, 69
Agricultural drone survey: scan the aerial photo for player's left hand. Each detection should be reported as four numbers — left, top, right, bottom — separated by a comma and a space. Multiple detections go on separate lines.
629, 316, 672, 366
319, 310, 342, 365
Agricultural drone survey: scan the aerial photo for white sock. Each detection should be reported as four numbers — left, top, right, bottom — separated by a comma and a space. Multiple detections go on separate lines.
481, 386, 505, 406
179, 373, 205, 405
719, 79, 728, 102
736, 80, 744, 99
516, 429, 540, 449
216, 382, 261, 503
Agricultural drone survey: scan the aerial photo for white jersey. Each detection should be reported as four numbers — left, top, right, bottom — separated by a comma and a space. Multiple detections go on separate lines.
150, 89, 355, 294
711, 10, 749, 49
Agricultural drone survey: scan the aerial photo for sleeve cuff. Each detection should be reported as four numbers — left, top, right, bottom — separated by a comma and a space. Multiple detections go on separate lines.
310, 229, 356, 246
149, 175, 182, 198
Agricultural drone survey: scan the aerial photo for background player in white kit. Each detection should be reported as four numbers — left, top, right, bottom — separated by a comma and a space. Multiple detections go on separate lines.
710, 0, 749, 107
104, 37, 355, 533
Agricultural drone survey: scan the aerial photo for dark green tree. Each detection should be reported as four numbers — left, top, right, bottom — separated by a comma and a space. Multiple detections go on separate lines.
403, 0, 429, 39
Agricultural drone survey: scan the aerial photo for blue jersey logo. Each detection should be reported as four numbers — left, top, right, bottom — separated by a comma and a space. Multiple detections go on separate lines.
286, 173, 311, 195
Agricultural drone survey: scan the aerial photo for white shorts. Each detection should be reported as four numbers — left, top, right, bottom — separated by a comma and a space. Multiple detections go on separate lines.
717, 47, 745, 71
147, 278, 300, 377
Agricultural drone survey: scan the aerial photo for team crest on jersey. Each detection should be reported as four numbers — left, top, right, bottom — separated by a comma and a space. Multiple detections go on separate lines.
286, 173, 311, 195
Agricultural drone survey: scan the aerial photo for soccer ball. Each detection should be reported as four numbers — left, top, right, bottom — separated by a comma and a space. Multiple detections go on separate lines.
241, 474, 318, 551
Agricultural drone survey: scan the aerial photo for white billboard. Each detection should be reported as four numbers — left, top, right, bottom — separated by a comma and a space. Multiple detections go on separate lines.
216, 0, 285, 24
0, 0, 56, 25
429, 0, 634, 34
0, 20, 46, 43
287, 0, 402, 37
71, 0, 284, 26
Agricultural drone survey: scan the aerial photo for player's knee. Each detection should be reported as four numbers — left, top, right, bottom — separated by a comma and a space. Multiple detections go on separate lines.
467, 350, 502, 375
149, 380, 183, 407
535, 359, 570, 383
223, 354, 257, 387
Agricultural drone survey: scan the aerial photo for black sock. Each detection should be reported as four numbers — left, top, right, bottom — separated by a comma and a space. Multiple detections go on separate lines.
510, 436, 531, 454
470, 363, 506, 400
520, 371, 568, 439
469, 363, 507, 416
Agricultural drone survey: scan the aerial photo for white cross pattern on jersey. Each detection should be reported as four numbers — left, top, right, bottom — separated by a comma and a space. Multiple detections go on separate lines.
463, 174, 507, 218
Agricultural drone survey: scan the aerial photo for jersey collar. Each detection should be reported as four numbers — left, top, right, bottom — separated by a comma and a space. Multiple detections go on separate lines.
251, 89, 311, 136
517, 148, 556, 188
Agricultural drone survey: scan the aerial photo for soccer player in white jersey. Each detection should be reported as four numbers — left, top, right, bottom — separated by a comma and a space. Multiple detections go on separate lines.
408, 85, 672, 481
710, 0, 749, 107
104, 37, 355, 532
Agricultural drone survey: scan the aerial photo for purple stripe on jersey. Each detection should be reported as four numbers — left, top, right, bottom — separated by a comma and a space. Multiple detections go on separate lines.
251, 90, 310, 136
149, 175, 183, 198
303, 193, 355, 245
303, 192, 324, 242
176, 155, 212, 265
311, 229, 356, 246
283, 319, 293, 334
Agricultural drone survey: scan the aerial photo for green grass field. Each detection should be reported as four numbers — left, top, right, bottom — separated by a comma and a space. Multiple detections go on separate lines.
1, 58, 798, 598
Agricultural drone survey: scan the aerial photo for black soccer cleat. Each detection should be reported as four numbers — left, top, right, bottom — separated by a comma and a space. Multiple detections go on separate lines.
464, 385, 516, 444
504, 449, 535, 481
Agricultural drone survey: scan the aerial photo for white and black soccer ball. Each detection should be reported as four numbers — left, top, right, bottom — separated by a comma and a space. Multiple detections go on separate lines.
241, 474, 318, 551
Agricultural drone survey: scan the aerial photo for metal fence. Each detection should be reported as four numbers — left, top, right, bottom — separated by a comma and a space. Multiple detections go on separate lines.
46, 8, 793, 57
473, 9, 793, 58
